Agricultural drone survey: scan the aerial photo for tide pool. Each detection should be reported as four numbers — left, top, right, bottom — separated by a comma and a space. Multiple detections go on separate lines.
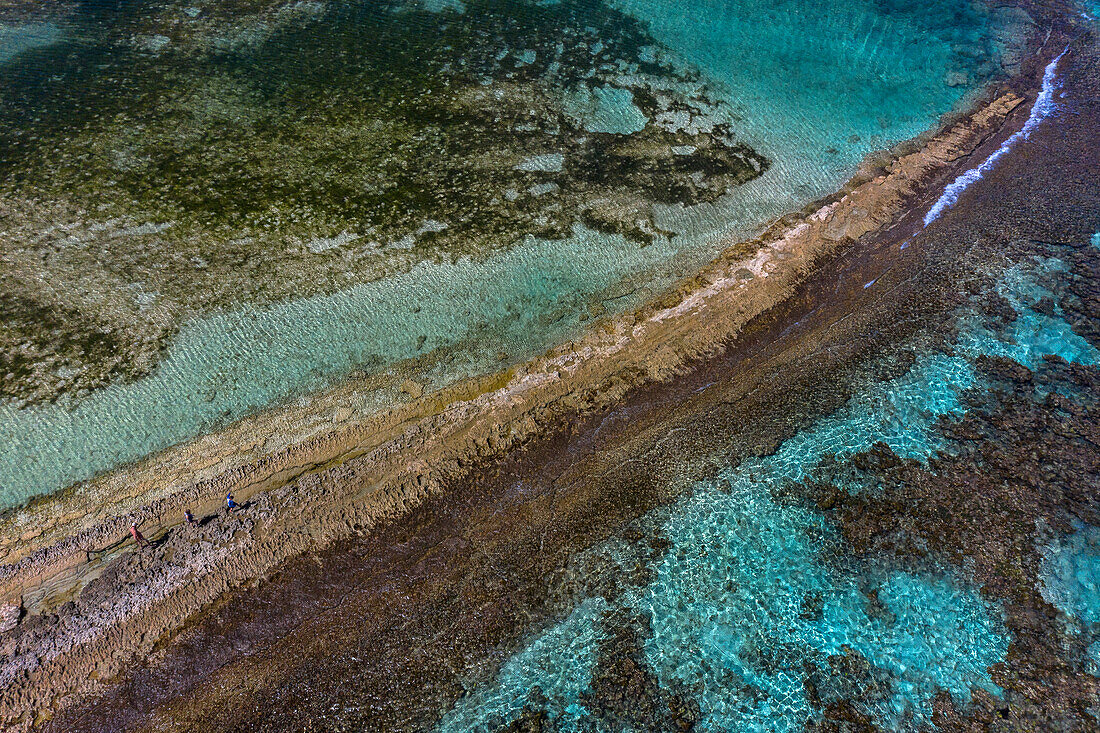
1041, 522, 1100, 628
1041, 522, 1100, 670
956, 258, 1100, 370
635, 480, 1006, 731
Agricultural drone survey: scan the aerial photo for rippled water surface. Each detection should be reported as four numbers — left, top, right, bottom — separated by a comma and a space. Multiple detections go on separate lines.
8, 7, 1097, 724
437, 244, 1100, 732
0, 3, 1010, 503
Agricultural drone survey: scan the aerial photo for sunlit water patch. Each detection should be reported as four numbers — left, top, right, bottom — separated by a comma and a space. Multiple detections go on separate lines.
440, 461, 1009, 731
446, 598, 610, 730
1040, 522, 1100, 670
562, 84, 648, 134
955, 258, 1100, 370
637, 482, 1006, 731
0, 21, 63, 65
616, 0, 1009, 226
437, 257, 1095, 731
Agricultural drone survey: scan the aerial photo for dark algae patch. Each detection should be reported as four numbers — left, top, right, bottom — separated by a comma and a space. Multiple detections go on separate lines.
0, 0, 767, 405
0, 290, 163, 409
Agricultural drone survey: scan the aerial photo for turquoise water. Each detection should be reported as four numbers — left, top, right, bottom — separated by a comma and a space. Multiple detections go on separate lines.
758, 352, 973, 468
562, 85, 649, 134
955, 258, 1100, 370
618, 0, 1000, 220
437, 258, 1096, 731
1041, 523, 1100, 670
446, 598, 611, 728
0, 21, 63, 65
1041, 522, 1100, 627
638, 489, 1005, 731
0, 0, 1005, 508
0, 225, 686, 506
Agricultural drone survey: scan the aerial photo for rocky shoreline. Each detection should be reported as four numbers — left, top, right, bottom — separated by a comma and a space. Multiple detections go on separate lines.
0, 8, 1086, 730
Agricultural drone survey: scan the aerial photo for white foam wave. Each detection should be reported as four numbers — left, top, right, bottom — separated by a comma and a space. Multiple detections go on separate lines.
923, 49, 1068, 227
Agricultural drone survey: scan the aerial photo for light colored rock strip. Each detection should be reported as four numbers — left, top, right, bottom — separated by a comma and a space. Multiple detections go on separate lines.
0, 83, 1023, 585
0, 82, 1033, 730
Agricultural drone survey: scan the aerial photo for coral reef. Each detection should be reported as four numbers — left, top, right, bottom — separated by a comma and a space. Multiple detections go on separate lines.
0, 0, 766, 404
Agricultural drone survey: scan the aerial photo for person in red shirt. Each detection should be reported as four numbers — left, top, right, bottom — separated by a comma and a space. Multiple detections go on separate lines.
130, 523, 150, 548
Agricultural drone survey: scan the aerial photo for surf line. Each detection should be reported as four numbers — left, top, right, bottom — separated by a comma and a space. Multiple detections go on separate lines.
923, 48, 1068, 227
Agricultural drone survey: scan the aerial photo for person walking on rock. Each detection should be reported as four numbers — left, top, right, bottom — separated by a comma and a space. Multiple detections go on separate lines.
226, 492, 239, 513
130, 523, 150, 548
185, 509, 196, 525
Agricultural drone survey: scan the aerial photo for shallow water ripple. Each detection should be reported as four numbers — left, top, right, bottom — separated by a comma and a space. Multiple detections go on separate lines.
437, 255, 1096, 732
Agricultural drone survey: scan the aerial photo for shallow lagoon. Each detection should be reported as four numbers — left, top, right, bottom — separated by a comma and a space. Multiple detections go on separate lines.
0, 21, 62, 64
0, 0, 1008, 507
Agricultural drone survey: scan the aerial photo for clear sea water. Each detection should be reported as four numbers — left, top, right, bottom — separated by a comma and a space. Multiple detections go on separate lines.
0, 21, 61, 65
0, 2, 1004, 507
1041, 521, 1100, 671
437, 252, 1100, 732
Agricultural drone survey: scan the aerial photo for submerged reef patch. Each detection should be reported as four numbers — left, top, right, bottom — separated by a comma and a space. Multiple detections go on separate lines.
820, 250, 1100, 728
0, 0, 767, 405
0, 0, 1015, 515
1041, 522, 1100, 671
436, 241, 1100, 732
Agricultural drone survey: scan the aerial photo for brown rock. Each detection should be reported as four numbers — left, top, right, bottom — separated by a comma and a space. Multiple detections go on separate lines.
400, 380, 424, 399
0, 599, 23, 633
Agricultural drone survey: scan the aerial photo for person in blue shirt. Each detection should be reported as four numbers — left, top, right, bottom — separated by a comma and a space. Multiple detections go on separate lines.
226, 492, 239, 512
